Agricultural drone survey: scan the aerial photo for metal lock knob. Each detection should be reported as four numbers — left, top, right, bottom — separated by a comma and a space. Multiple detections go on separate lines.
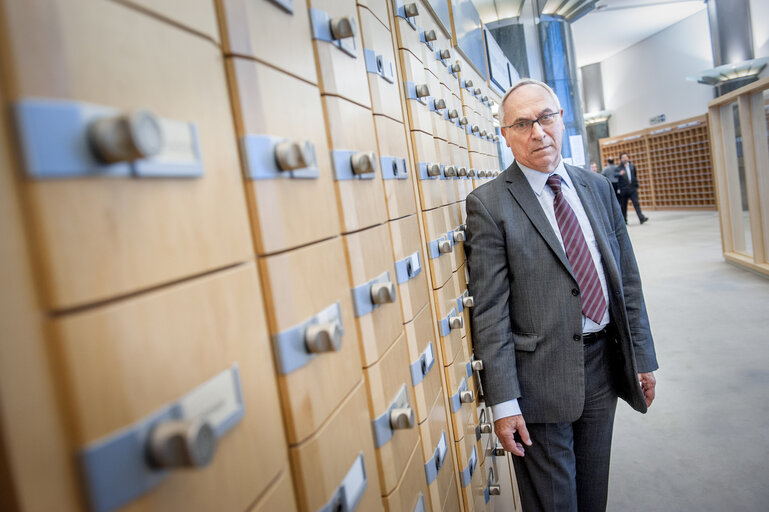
489, 484, 501, 496
473, 87, 482, 96
439, 49, 451, 60
480, 130, 488, 138
479, 421, 492, 434
415, 83, 431, 98
444, 165, 457, 177
458, 167, 467, 177
404, 2, 419, 17
424, 29, 436, 41
433, 98, 446, 110
482, 95, 489, 102
471, 125, 480, 133
329, 16, 356, 40
438, 240, 453, 254
459, 389, 474, 403
493, 135, 500, 142
147, 419, 216, 469
350, 151, 376, 175
371, 281, 396, 305
464, 79, 474, 88
451, 63, 462, 73
477, 170, 487, 178
425, 163, 441, 177
459, 116, 469, 126
305, 322, 343, 353
453, 230, 465, 242
389, 407, 415, 430
467, 168, 476, 177
448, 109, 459, 119
88, 110, 163, 163
471, 359, 483, 371
449, 315, 463, 330
275, 139, 313, 171
463, 295, 475, 308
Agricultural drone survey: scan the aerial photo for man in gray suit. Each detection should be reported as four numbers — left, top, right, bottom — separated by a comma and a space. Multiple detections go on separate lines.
465, 79, 658, 512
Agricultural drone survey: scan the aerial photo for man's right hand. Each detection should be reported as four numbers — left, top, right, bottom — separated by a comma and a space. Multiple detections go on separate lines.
494, 414, 532, 457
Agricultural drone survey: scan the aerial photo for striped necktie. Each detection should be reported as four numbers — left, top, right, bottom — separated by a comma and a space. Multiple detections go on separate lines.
546, 174, 607, 323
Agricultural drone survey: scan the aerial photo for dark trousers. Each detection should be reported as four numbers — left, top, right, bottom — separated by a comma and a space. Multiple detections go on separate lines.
512, 335, 618, 512
619, 188, 644, 222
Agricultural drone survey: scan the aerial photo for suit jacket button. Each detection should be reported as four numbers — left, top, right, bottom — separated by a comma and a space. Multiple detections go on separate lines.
573, 334, 581, 342
571, 288, 579, 296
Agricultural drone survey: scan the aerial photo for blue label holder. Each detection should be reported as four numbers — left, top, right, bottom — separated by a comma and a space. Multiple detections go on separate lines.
272, 302, 343, 375
310, 8, 358, 58
241, 134, 319, 180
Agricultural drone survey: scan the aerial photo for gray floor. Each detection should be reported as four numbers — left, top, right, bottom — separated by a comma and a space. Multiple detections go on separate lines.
608, 210, 769, 512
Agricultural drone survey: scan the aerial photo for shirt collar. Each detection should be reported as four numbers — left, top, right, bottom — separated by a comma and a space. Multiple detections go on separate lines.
517, 159, 572, 197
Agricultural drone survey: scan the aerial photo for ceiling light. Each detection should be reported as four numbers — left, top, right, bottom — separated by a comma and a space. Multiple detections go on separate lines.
686, 57, 769, 86
583, 109, 612, 125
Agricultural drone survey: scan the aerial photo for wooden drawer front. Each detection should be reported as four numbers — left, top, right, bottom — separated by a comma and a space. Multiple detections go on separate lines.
358, 0, 392, 29
442, 57, 462, 100
404, 304, 442, 424
375, 116, 417, 220
248, 469, 298, 512
392, 2, 423, 55
426, 73, 447, 142
359, 7, 402, 122
344, 223, 403, 367
260, 237, 362, 444
310, 0, 371, 107
457, 432, 485, 512
447, 94, 465, 147
435, 138, 459, 205
456, 263, 473, 340
122, 0, 219, 42
382, 439, 432, 512
476, 405, 493, 467
422, 205, 453, 290
8, 2, 252, 310
217, 0, 317, 84
228, 58, 340, 254
55, 264, 285, 512
388, 214, 429, 322
419, 15, 445, 81
442, 476, 462, 512
453, 145, 473, 201
433, 276, 462, 368
400, 50, 434, 135
419, 391, 455, 512
446, 193, 465, 272
324, 96, 388, 232
444, 348, 475, 442
412, 131, 449, 211
365, 334, 419, 494
290, 380, 383, 511
489, 449, 521, 512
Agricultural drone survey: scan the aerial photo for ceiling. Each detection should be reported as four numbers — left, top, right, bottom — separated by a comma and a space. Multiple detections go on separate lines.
471, 0, 708, 68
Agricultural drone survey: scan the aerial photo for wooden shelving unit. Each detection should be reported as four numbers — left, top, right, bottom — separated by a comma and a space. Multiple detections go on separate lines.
600, 114, 716, 210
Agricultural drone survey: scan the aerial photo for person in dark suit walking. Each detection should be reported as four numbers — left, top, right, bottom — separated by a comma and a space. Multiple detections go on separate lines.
464, 78, 658, 512
616, 152, 649, 224
601, 158, 620, 198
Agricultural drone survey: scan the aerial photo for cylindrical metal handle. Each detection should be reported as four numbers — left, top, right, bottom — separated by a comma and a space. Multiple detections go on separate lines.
453, 230, 465, 242
275, 139, 313, 171
480, 421, 492, 434
482, 95, 489, 102
444, 165, 456, 177
88, 110, 163, 163
467, 169, 476, 177
473, 87, 482, 95
463, 295, 475, 308
427, 163, 441, 177
458, 167, 467, 177
480, 130, 488, 138
448, 109, 459, 119
371, 281, 396, 305
459, 116, 469, 126
451, 63, 461, 73
404, 2, 419, 17
493, 443, 505, 456
439, 49, 451, 60
493, 135, 500, 142
471, 359, 483, 371
424, 29, 436, 41
350, 151, 375, 175
329, 16, 355, 40
478, 170, 487, 178
459, 389, 474, 403
434, 98, 446, 110
438, 240, 453, 254
305, 322, 343, 353
390, 407, 415, 430
147, 419, 216, 469
449, 315, 463, 330
488, 484, 501, 496
465, 79, 474, 88
416, 84, 430, 98
472, 125, 480, 133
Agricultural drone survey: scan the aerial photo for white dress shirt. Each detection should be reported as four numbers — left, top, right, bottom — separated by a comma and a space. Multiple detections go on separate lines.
492, 160, 610, 421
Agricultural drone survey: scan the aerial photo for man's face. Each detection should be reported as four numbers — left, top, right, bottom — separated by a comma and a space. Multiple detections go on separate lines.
501, 84, 564, 173
591, 163, 598, 172
620, 154, 629, 165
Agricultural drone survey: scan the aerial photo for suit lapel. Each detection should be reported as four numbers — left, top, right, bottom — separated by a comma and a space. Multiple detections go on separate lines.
505, 162, 574, 281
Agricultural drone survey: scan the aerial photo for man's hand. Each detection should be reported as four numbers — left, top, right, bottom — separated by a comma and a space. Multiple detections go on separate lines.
494, 415, 532, 457
619, 169, 626, 176
639, 372, 656, 407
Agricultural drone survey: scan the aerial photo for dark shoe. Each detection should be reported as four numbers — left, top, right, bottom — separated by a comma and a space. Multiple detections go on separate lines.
640, 216, 648, 224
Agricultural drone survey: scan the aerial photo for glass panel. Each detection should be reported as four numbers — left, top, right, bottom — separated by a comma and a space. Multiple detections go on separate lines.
732, 102, 753, 256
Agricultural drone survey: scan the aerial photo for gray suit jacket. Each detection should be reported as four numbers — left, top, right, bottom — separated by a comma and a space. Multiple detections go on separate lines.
465, 161, 658, 423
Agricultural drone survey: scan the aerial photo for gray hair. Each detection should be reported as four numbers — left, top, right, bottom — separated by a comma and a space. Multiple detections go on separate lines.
501, 79, 561, 125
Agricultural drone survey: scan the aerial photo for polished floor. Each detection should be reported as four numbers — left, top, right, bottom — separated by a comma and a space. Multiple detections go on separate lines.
608, 210, 769, 512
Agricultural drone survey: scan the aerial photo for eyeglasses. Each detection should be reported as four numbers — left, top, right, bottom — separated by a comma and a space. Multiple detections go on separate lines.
503, 112, 560, 133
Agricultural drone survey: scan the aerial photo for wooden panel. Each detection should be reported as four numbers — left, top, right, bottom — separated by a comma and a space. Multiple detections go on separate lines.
228, 58, 340, 254
388, 214, 430, 323
444, 345, 472, 442
422, 205, 453, 290
120, 0, 220, 42
456, 432, 486, 512
455, 263, 471, 340
412, 131, 448, 210
441, 475, 462, 512
290, 380, 383, 511
53, 264, 287, 510
435, 138, 459, 204
392, 11, 422, 56
312, 0, 372, 107
324, 95, 388, 232
344, 223, 403, 367
359, 6, 403, 122
382, 439, 433, 512
260, 237, 363, 444
216, 0, 317, 84
364, 334, 419, 494
375, 115, 417, 220
3, 0, 252, 310
357, 0, 391, 30
400, 49, 434, 135
427, 73, 447, 142
447, 199, 464, 271
248, 469, 298, 512
419, 390, 455, 512
404, 304, 442, 424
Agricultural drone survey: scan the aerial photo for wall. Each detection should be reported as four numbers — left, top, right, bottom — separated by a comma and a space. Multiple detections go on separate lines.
750, 0, 769, 78
601, 9, 714, 136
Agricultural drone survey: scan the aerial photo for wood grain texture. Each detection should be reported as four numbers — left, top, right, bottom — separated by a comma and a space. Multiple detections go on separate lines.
359, 6, 403, 122
404, 304, 442, 424
375, 115, 417, 220
388, 214, 429, 323
382, 438, 433, 511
